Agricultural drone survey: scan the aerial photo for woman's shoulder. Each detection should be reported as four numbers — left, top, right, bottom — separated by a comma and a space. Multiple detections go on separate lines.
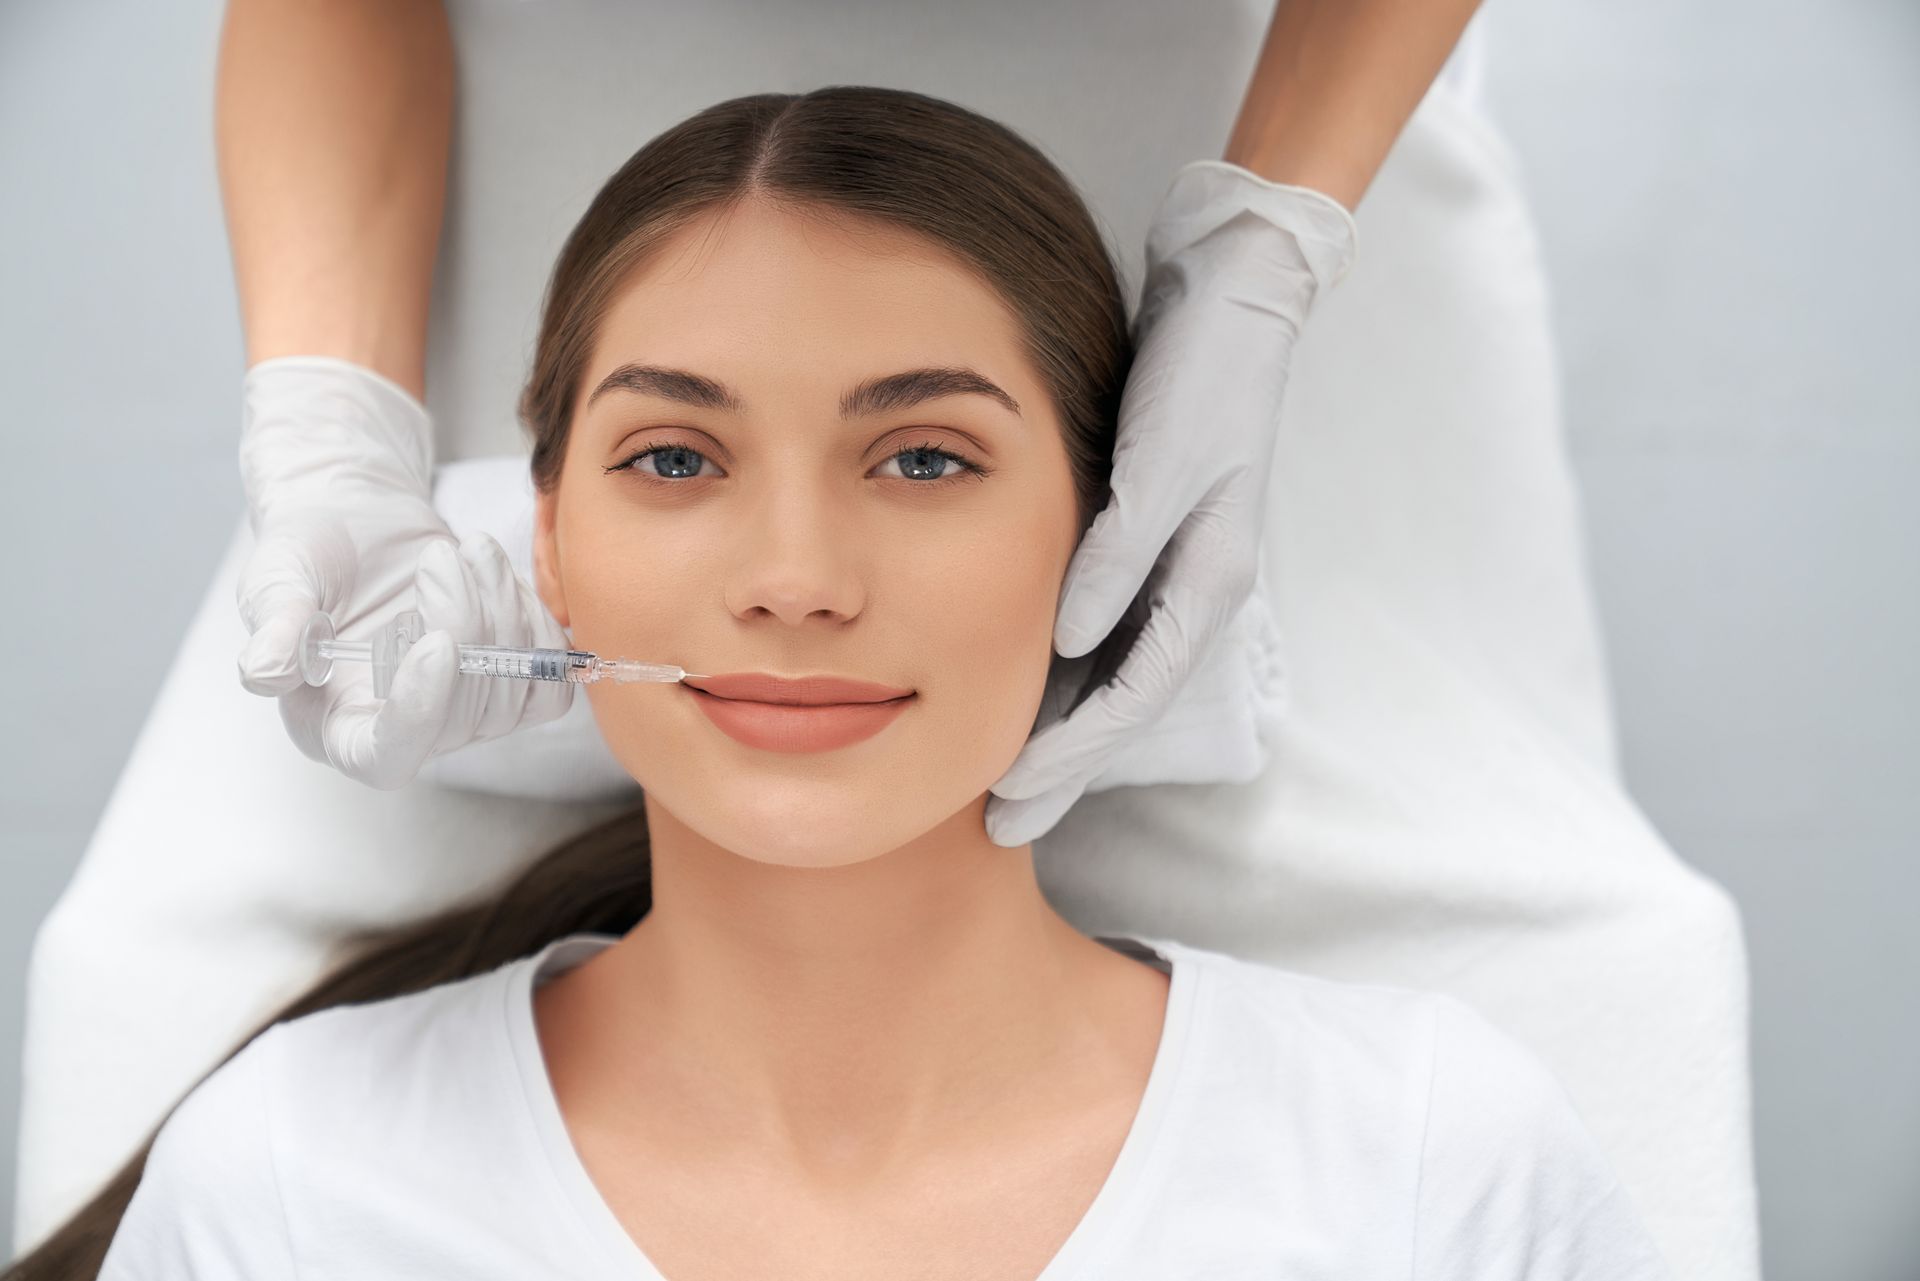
1124, 939, 1670, 1274
1158, 934, 1452, 1057
1162, 939, 1670, 1275
278, 952, 511, 1034
265, 947, 543, 1102
99, 1026, 296, 1276
128, 953, 527, 1166
1164, 937, 1599, 1128
139, 950, 523, 1142
1410, 992, 1672, 1274
1174, 940, 1605, 1134
97, 947, 569, 1275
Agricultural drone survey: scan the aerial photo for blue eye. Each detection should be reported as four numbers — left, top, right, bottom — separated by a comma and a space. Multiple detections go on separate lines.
874, 442, 989, 484
615, 443, 712, 481
605, 439, 993, 487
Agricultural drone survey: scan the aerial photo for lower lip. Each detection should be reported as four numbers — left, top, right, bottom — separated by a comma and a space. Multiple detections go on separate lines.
685, 686, 915, 753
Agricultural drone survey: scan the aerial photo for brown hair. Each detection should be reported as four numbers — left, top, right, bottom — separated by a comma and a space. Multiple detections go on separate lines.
5, 84, 1138, 1277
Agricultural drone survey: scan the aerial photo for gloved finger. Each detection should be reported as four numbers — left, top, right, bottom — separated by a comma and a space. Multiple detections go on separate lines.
413, 536, 488, 756
983, 772, 1089, 848
460, 532, 533, 741
993, 542, 1243, 801
512, 566, 575, 728
463, 533, 531, 648
235, 522, 355, 696
237, 597, 317, 697
322, 629, 462, 790
1051, 396, 1202, 658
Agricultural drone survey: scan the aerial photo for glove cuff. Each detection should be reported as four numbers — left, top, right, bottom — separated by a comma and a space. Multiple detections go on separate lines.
1147, 158, 1361, 291
241, 355, 437, 496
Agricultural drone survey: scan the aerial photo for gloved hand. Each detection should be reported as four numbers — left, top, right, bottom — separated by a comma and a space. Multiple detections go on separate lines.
234, 355, 572, 790
984, 159, 1359, 847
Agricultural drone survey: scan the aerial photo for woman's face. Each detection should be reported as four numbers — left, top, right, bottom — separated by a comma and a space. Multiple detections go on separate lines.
532, 197, 1081, 868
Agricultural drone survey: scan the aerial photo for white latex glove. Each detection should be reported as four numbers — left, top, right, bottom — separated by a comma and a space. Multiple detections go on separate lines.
233, 356, 572, 790
984, 159, 1359, 847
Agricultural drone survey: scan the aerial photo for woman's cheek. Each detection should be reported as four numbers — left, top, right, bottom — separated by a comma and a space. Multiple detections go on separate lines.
556, 525, 700, 779
926, 528, 1063, 758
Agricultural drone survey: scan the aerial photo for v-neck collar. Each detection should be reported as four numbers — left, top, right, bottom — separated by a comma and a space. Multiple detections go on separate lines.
500, 930, 1207, 1281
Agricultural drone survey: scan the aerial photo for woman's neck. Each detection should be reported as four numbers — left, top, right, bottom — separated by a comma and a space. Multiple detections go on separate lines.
534, 791, 1165, 1187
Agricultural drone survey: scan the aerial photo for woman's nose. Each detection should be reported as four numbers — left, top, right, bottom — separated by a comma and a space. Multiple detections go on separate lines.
720, 487, 867, 626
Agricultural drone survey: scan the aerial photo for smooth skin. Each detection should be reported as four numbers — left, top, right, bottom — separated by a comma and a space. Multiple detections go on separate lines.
215, 2, 1481, 1276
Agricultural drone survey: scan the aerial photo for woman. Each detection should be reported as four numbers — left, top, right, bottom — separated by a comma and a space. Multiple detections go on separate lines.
13, 87, 1668, 1280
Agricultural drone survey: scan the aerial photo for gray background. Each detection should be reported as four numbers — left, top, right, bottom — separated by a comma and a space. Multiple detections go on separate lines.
2, 0, 1914, 1275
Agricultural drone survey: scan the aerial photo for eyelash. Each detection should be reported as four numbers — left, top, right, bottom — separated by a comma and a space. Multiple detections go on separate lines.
603, 437, 995, 489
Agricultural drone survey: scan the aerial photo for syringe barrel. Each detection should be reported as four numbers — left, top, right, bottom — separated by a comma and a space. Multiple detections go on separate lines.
456, 645, 597, 683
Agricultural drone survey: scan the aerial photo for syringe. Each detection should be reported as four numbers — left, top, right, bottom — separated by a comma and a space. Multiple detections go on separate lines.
298, 608, 708, 700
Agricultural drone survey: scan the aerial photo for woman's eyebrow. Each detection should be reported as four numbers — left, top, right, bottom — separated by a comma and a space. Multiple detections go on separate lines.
586, 363, 1022, 421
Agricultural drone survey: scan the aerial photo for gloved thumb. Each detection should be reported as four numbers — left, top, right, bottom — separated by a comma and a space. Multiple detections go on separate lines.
236, 519, 356, 696
238, 601, 316, 696
984, 779, 1087, 849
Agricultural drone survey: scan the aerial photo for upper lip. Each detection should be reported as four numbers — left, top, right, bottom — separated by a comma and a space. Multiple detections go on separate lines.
685, 672, 915, 705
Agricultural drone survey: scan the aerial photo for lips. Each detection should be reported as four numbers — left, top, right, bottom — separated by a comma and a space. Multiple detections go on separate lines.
682, 672, 916, 753
685, 687, 914, 753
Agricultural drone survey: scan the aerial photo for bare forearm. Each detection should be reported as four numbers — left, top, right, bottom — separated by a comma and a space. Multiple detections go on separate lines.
214, 0, 453, 401
1224, 0, 1482, 211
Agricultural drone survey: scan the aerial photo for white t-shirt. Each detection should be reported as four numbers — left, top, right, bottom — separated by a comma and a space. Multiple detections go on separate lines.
97, 932, 1672, 1279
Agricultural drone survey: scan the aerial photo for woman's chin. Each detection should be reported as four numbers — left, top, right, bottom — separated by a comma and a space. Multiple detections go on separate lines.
699, 802, 978, 870
624, 737, 1005, 866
